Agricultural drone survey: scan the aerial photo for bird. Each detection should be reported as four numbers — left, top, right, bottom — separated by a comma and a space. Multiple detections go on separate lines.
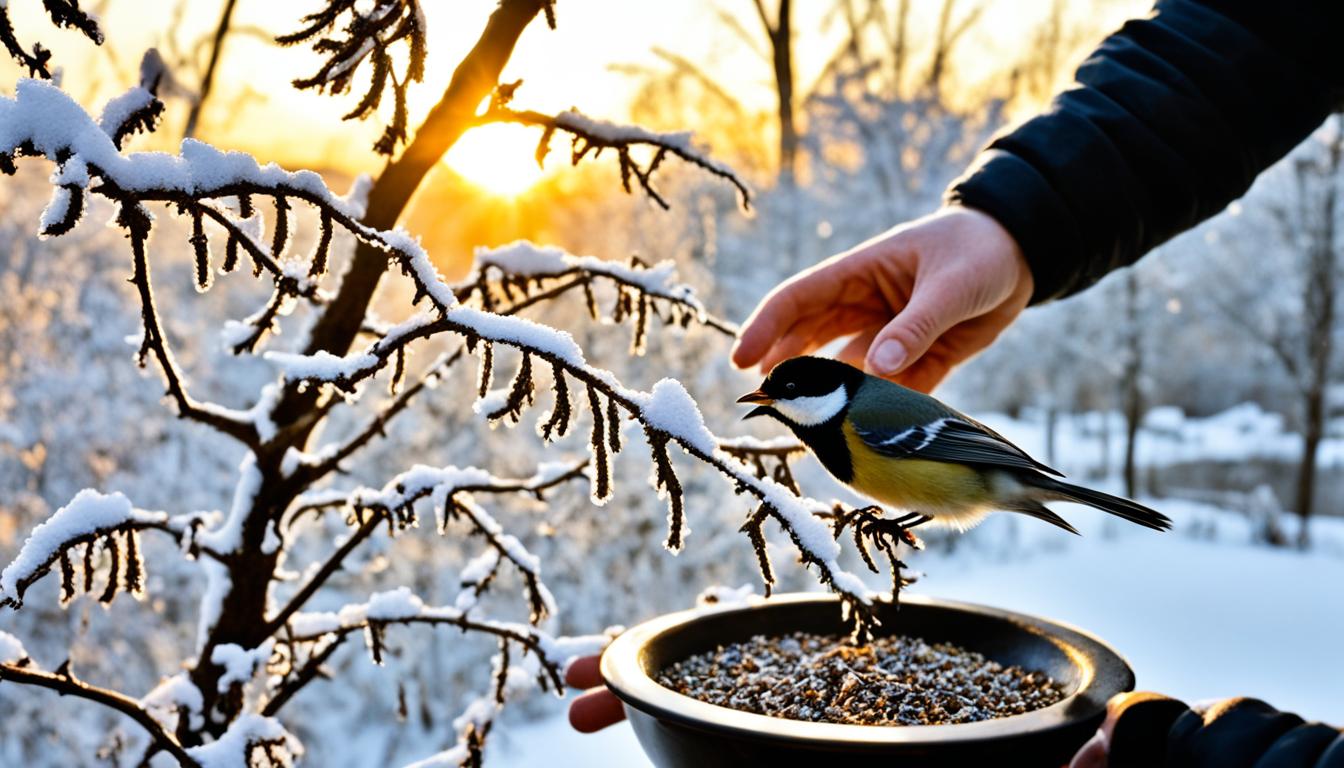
737, 356, 1171, 536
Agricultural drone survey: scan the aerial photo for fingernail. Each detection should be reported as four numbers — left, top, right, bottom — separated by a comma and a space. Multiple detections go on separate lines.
871, 340, 907, 373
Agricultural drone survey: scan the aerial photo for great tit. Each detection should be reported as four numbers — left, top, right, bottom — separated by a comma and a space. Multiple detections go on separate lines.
738, 356, 1171, 534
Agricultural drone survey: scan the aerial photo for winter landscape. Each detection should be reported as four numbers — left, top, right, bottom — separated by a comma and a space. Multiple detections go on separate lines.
0, 1, 1341, 767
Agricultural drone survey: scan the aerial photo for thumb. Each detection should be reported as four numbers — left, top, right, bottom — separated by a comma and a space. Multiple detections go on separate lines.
865, 282, 961, 378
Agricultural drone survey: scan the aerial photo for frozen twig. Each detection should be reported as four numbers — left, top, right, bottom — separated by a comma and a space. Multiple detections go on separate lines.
477, 103, 751, 210
0, 661, 203, 768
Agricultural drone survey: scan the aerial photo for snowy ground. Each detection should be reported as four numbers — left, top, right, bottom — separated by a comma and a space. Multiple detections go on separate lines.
492, 500, 1344, 767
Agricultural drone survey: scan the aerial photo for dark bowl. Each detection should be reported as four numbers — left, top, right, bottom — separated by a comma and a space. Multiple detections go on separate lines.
601, 593, 1134, 768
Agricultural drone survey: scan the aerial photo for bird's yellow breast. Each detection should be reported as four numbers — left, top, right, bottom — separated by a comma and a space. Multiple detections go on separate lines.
842, 423, 990, 514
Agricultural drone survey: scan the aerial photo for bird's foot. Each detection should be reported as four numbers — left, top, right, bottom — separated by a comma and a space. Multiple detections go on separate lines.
860, 508, 928, 550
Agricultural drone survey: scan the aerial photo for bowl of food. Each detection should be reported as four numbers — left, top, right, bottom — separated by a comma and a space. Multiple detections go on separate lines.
600, 592, 1133, 768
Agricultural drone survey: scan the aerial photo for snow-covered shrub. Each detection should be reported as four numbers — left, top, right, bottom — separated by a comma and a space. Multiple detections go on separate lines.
0, 4, 908, 766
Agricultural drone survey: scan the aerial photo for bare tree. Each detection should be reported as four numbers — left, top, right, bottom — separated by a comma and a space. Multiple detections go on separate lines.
1199, 115, 1344, 548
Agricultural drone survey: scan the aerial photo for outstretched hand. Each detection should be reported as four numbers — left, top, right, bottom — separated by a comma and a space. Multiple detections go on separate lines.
566, 654, 626, 733
731, 206, 1033, 393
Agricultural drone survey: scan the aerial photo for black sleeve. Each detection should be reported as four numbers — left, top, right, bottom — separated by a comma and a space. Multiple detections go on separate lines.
944, 0, 1344, 304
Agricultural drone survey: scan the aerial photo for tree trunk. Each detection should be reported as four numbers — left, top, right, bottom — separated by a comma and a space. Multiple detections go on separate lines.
1293, 115, 1341, 548
769, 0, 796, 185
1295, 409, 1323, 548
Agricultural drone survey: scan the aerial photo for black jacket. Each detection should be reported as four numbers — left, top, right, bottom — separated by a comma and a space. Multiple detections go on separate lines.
946, 0, 1344, 304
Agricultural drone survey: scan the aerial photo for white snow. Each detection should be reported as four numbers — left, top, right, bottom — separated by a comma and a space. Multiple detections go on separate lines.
196, 559, 233, 651
37, 186, 73, 235
210, 640, 274, 692
447, 307, 586, 367
265, 349, 377, 383
0, 630, 28, 665
470, 241, 703, 312
96, 86, 155, 139
341, 173, 373, 218
0, 80, 364, 219
364, 587, 426, 621
186, 713, 302, 768
196, 453, 264, 555
553, 110, 741, 184
636, 378, 717, 454
141, 673, 205, 731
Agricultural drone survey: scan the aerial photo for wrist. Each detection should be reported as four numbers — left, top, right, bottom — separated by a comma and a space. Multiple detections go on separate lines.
942, 204, 1034, 298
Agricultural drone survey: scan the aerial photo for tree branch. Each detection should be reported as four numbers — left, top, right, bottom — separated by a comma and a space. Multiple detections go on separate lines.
266, 462, 587, 636
476, 105, 751, 209
0, 662, 202, 768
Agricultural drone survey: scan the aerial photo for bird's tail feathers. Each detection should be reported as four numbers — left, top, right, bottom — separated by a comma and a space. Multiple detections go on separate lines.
1004, 500, 1080, 535
1029, 478, 1172, 532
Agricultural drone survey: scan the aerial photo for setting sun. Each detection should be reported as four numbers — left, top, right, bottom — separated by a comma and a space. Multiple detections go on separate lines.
443, 123, 548, 197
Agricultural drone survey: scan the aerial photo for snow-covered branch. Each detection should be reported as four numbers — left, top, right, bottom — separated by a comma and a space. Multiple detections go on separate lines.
270, 461, 587, 636
478, 102, 752, 210
0, 659, 203, 768
273, 587, 605, 767
269, 254, 881, 628
0, 490, 219, 610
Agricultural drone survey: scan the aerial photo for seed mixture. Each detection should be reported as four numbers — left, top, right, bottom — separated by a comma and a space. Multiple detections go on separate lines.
656, 631, 1066, 726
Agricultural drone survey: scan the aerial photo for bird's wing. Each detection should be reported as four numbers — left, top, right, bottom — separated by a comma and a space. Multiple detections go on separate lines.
853, 417, 1064, 477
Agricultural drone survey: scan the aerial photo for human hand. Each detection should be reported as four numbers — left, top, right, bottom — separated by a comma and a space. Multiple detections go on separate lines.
731, 206, 1033, 392
566, 654, 627, 733
1069, 692, 1190, 768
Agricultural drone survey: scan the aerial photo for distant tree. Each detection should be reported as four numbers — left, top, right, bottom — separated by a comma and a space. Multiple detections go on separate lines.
1196, 116, 1344, 548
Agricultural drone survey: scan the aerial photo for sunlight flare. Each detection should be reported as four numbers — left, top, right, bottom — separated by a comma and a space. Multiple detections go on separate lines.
443, 123, 547, 197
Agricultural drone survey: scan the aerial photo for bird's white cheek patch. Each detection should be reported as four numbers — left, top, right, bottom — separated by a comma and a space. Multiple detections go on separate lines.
773, 385, 848, 427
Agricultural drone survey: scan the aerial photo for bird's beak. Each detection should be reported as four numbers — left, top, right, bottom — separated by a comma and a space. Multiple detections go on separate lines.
736, 389, 773, 406
737, 389, 773, 421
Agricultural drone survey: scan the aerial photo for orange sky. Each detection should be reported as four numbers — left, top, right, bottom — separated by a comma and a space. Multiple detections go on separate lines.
2, 0, 1148, 182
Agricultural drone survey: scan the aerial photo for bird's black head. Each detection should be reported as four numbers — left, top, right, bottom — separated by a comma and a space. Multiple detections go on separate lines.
737, 356, 867, 429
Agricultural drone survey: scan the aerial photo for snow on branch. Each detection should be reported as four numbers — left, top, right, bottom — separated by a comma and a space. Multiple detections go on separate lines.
0, 659, 203, 768
0, 79, 465, 442
278, 0, 427, 155
0, 489, 219, 610
478, 92, 752, 210
462, 240, 736, 348
267, 248, 882, 629
98, 49, 168, 150
0, 0, 102, 79
185, 713, 302, 768
281, 586, 605, 712
269, 461, 586, 640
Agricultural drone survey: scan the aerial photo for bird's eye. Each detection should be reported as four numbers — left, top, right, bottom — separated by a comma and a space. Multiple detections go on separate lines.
786, 382, 797, 392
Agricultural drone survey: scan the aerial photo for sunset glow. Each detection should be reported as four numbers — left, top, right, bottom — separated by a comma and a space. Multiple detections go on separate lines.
443, 123, 548, 197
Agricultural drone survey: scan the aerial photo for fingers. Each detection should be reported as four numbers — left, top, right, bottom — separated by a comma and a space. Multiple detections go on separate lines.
1068, 729, 1108, 768
865, 280, 964, 380
733, 261, 847, 370
564, 655, 602, 689
565, 655, 627, 733
568, 688, 627, 733
836, 329, 879, 369
732, 279, 806, 370
755, 318, 832, 373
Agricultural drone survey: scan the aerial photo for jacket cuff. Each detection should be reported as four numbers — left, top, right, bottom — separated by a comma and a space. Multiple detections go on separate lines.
944, 148, 1085, 305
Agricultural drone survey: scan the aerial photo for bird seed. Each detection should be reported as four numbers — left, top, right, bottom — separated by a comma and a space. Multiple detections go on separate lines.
656, 631, 1066, 726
